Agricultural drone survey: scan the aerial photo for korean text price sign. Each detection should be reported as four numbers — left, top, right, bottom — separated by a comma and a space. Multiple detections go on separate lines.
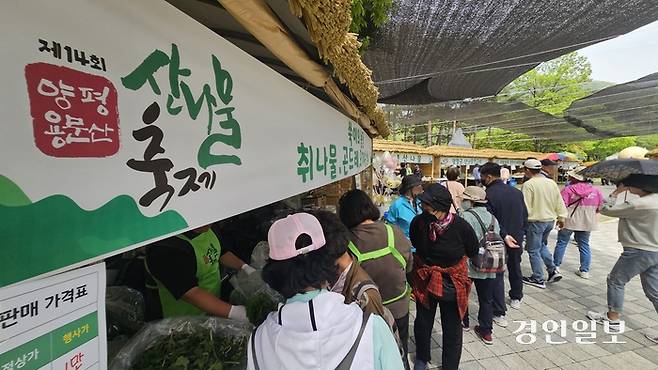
0, 264, 107, 370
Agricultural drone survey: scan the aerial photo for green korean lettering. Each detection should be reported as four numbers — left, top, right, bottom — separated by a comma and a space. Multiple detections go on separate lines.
121, 49, 170, 95
166, 44, 190, 115
212, 55, 233, 105
197, 108, 242, 169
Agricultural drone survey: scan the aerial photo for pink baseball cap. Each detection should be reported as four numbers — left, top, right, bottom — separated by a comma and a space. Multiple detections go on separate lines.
268, 213, 327, 261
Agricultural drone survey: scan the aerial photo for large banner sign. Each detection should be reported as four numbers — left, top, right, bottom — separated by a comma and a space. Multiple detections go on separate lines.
0, 1, 372, 287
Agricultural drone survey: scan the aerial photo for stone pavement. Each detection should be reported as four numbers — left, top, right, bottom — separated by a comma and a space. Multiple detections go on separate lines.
408, 187, 658, 369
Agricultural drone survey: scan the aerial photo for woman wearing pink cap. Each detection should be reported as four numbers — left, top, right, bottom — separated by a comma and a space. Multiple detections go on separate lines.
247, 212, 403, 370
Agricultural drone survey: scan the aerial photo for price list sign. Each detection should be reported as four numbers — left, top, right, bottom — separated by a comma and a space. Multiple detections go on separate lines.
0, 264, 107, 370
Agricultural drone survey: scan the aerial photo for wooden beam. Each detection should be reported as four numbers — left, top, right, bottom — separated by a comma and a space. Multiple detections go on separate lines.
218, 0, 381, 137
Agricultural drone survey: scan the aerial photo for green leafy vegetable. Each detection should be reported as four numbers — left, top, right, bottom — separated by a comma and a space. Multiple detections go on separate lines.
246, 293, 278, 326
132, 328, 246, 370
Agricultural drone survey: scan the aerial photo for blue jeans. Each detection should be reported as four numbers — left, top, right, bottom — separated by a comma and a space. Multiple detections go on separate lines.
553, 229, 591, 272
607, 248, 658, 314
526, 221, 557, 281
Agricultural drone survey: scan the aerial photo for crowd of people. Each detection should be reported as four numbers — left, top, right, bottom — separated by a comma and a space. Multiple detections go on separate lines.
143, 157, 658, 370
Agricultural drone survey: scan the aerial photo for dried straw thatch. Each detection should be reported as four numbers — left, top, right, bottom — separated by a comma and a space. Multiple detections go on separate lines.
288, 0, 388, 136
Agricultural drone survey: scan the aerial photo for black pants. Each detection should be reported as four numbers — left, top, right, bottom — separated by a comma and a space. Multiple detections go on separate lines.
506, 246, 524, 301
395, 314, 410, 370
414, 295, 462, 370
493, 273, 506, 317
463, 278, 494, 334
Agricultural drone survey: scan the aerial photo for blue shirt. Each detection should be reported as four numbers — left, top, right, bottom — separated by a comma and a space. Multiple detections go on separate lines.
385, 196, 420, 238
287, 290, 403, 370
473, 167, 481, 180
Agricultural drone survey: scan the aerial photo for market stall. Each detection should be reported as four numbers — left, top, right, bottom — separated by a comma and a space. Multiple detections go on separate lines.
373, 139, 434, 179
427, 145, 545, 185
0, 1, 387, 369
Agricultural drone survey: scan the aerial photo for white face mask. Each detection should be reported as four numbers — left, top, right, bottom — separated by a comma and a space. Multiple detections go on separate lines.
330, 261, 353, 293
461, 200, 473, 211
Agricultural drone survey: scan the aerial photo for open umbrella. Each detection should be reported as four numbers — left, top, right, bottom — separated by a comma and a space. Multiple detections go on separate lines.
558, 151, 580, 161
544, 153, 565, 162
579, 158, 658, 181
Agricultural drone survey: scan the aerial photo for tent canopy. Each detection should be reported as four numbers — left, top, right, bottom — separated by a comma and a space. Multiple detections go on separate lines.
364, 0, 658, 105
384, 71, 658, 143
565, 72, 658, 138
384, 100, 600, 142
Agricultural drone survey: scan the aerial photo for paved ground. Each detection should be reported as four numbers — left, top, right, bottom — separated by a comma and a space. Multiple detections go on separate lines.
408, 186, 658, 369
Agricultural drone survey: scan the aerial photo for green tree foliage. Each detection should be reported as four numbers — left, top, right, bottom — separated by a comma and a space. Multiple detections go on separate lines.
499, 52, 593, 115
578, 135, 658, 160
637, 134, 658, 149
350, 0, 393, 50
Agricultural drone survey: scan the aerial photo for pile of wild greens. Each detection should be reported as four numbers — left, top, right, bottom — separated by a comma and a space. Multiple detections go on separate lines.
246, 293, 278, 326
132, 328, 246, 370
109, 317, 251, 370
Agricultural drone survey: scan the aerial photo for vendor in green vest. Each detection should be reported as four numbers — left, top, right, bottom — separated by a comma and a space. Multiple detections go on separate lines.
145, 224, 255, 322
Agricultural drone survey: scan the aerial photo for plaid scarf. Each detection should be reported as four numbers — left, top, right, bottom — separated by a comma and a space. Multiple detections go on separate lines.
412, 256, 471, 320
428, 212, 455, 242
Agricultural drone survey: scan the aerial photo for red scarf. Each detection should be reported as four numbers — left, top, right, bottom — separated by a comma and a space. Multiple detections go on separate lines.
428, 212, 455, 241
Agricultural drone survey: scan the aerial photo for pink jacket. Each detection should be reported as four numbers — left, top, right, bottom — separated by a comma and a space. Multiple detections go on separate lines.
561, 182, 604, 231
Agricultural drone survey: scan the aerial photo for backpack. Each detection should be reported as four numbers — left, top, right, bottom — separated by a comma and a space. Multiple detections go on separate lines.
466, 210, 507, 273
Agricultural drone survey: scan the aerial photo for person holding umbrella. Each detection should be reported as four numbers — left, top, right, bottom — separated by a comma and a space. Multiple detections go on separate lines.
586, 173, 658, 342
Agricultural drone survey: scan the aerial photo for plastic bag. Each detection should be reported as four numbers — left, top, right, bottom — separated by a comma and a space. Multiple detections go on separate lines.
106, 286, 145, 340
107, 335, 131, 364
109, 316, 252, 370
229, 241, 282, 304
229, 270, 282, 305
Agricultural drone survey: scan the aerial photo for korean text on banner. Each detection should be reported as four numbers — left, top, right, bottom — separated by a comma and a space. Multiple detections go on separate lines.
0, 0, 372, 288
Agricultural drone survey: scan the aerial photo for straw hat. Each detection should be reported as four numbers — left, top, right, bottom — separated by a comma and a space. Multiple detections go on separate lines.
459, 186, 487, 203
566, 166, 587, 182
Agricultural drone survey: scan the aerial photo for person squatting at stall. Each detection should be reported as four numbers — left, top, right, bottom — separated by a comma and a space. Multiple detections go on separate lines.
480, 162, 527, 310
458, 186, 501, 345
248, 212, 403, 370
586, 174, 658, 344
553, 167, 604, 279
339, 189, 413, 368
386, 175, 423, 238
410, 184, 478, 370
144, 225, 255, 321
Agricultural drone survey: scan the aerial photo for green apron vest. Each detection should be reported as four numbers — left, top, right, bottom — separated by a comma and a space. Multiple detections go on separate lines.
347, 225, 410, 305
150, 230, 222, 318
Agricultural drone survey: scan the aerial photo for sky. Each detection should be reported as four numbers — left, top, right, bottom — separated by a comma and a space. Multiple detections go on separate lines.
578, 20, 658, 84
